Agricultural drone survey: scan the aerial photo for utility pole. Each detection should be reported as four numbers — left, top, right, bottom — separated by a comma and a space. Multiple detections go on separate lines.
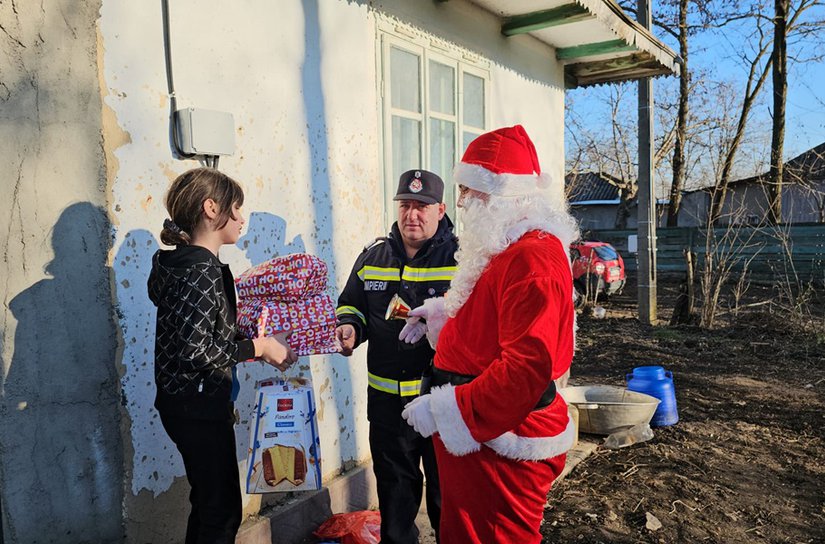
637, 0, 657, 324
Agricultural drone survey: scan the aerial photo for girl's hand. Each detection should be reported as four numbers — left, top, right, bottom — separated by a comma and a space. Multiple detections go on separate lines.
254, 332, 298, 371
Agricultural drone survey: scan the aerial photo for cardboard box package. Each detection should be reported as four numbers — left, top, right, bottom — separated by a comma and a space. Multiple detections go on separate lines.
246, 378, 322, 493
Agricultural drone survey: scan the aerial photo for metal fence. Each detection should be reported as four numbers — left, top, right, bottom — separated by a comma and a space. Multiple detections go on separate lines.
584, 223, 825, 285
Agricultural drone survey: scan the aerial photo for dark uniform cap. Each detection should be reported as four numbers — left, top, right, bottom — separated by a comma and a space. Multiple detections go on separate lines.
393, 169, 444, 205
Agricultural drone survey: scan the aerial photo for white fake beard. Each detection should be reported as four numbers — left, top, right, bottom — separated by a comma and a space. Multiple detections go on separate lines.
444, 193, 580, 317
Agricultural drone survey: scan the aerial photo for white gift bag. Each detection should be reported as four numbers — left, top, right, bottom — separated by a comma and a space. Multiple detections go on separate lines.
245, 377, 322, 493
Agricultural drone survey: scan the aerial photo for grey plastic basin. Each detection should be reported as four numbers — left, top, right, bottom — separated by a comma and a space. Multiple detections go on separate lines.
559, 385, 660, 435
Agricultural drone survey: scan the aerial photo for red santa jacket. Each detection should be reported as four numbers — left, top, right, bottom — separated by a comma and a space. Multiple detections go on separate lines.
430, 231, 575, 460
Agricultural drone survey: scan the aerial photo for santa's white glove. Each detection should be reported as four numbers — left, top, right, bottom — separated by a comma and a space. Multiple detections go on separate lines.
408, 297, 448, 349
401, 394, 437, 437
398, 316, 427, 344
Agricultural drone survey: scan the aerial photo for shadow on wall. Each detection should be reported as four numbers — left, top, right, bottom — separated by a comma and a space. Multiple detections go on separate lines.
237, 211, 305, 265
302, 0, 358, 468
0, 202, 123, 543
113, 229, 184, 493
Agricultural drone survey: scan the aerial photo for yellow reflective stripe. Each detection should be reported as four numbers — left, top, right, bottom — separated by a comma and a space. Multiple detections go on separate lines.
357, 266, 401, 282
401, 265, 457, 282
399, 379, 423, 397
367, 373, 422, 397
336, 305, 366, 325
368, 372, 399, 395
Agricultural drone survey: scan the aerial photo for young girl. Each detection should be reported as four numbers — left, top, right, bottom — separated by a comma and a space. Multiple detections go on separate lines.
148, 167, 295, 543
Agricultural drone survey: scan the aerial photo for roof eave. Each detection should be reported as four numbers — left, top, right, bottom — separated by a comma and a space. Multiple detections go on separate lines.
566, 0, 679, 87
489, 0, 680, 88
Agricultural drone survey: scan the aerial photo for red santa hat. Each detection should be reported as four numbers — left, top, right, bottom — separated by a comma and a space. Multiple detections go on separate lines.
453, 125, 551, 197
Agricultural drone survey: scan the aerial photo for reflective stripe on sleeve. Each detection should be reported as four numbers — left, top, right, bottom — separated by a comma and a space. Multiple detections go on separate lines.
357, 266, 401, 282
401, 265, 457, 282
336, 305, 366, 325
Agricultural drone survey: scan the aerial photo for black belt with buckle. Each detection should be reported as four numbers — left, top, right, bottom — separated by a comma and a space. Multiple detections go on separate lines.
423, 365, 556, 410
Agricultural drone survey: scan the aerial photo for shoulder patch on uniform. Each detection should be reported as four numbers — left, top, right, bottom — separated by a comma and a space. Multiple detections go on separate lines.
363, 237, 386, 252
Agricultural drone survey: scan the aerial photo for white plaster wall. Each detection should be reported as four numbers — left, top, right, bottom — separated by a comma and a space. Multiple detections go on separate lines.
489, 65, 566, 201
98, 0, 566, 537
99, 0, 379, 506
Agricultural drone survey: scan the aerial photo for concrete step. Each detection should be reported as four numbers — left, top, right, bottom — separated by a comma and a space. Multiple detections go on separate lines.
236, 464, 378, 544
237, 440, 599, 544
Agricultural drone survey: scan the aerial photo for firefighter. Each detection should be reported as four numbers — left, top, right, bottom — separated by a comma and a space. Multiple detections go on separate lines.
335, 169, 458, 544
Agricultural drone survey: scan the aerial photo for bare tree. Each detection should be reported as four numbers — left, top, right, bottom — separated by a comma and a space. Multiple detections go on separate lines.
698, 202, 764, 328
712, 0, 825, 224
667, 0, 690, 226
766, 0, 825, 223
768, 0, 790, 224
709, 10, 774, 224
565, 82, 678, 229
618, 0, 739, 225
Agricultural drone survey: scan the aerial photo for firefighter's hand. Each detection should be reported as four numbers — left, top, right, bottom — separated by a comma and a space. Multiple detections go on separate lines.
335, 324, 356, 356
408, 297, 447, 349
399, 316, 427, 344
402, 394, 437, 437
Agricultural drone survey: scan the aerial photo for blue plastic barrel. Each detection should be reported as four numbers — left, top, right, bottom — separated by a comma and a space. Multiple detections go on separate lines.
626, 365, 679, 426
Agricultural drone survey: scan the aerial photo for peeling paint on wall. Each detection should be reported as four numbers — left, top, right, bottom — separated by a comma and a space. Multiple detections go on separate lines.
98, 1, 380, 525
0, 0, 568, 538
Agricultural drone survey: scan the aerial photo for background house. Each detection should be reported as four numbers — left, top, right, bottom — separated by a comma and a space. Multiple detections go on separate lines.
679, 142, 825, 227
566, 171, 669, 231
566, 171, 623, 230
0, 1, 676, 542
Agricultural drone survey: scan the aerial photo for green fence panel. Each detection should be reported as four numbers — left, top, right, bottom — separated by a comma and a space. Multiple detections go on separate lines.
587, 223, 825, 285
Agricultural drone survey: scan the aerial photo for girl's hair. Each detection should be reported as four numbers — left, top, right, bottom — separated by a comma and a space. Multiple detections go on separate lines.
160, 167, 245, 246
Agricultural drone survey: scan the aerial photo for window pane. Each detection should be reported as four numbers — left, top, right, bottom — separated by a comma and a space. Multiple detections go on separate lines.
463, 73, 485, 129
392, 116, 421, 181
462, 131, 479, 153
430, 119, 455, 207
390, 47, 420, 112
429, 61, 455, 115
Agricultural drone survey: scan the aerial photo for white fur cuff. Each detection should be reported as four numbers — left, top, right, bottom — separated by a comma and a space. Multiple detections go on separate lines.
484, 415, 576, 461
454, 162, 541, 197
429, 384, 481, 456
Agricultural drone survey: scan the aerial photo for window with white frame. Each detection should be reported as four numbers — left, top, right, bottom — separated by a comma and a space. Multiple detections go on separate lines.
379, 30, 489, 227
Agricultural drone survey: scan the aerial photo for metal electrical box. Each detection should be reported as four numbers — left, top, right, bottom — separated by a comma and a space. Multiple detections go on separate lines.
174, 108, 236, 156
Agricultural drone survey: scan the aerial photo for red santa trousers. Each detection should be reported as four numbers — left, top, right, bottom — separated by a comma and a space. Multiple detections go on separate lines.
433, 435, 565, 544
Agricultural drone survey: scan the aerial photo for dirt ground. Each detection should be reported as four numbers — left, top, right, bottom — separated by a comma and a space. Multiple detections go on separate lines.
542, 276, 825, 544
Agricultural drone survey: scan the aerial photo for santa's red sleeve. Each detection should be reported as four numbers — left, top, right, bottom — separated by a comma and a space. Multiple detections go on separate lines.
472, 275, 565, 434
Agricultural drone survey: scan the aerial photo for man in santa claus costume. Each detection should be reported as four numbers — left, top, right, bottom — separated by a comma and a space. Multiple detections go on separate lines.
400, 125, 579, 543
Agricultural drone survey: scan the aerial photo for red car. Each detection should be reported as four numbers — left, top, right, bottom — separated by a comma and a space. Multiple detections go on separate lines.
570, 241, 626, 303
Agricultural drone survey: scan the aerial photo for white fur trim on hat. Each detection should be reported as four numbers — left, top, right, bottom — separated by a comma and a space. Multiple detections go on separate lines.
484, 415, 576, 461
454, 162, 546, 197
429, 384, 481, 456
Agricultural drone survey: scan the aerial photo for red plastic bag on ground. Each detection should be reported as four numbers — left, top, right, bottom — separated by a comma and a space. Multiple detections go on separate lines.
313, 510, 381, 544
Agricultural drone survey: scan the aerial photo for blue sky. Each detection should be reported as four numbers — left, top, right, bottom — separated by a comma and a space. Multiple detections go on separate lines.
694, 13, 825, 159
566, 3, 825, 186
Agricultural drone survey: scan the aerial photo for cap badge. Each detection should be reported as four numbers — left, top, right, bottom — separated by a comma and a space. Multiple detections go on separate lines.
415, 171, 422, 178
409, 179, 423, 193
